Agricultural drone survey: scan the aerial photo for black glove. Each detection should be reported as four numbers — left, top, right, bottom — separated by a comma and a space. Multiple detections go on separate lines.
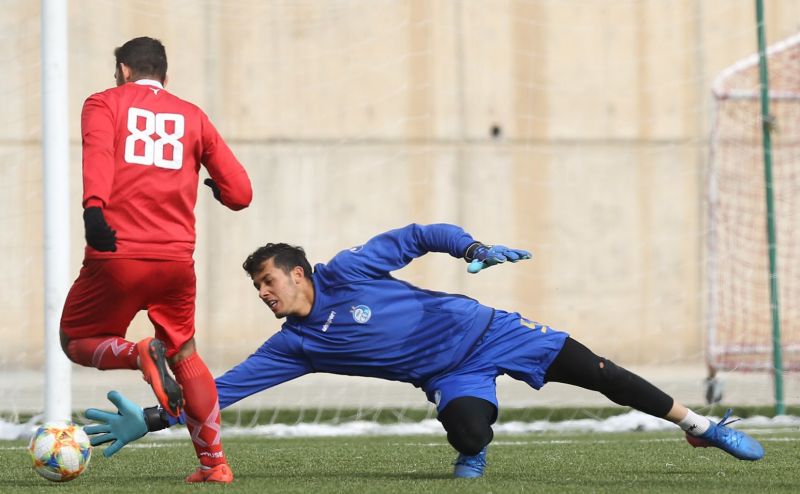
204, 178, 223, 204
83, 207, 117, 252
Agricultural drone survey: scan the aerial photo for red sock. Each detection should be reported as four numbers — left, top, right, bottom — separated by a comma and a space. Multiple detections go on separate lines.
172, 352, 226, 467
66, 336, 139, 370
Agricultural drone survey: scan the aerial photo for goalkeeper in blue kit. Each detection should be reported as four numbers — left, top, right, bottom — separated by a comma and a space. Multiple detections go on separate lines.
85, 223, 764, 479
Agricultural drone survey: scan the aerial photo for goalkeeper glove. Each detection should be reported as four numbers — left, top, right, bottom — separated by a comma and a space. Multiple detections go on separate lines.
83, 207, 117, 252
204, 178, 223, 204
464, 242, 532, 274
84, 391, 152, 457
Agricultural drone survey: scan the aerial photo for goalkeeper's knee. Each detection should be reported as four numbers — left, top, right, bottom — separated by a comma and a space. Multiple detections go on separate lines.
596, 359, 673, 417
438, 397, 495, 456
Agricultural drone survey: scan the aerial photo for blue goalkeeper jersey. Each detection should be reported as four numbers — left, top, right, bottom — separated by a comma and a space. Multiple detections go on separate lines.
214, 223, 496, 409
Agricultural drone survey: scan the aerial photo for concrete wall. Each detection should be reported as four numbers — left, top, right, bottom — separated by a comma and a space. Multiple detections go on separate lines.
3, 0, 800, 373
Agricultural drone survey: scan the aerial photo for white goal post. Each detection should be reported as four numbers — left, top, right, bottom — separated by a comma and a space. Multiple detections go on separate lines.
42, 0, 71, 422
707, 32, 800, 374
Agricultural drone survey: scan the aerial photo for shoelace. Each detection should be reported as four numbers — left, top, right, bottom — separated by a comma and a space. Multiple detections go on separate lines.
455, 452, 486, 468
712, 409, 744, 445
717, 408, 740, 427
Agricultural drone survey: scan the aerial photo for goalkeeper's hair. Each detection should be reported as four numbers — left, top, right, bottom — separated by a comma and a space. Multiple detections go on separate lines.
114, 36, 168, 83
243, 243, 313, 280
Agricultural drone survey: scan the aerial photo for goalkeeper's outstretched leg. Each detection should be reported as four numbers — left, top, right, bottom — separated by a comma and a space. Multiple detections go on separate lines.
429, 315, 764, 480
544, 337, 764, 461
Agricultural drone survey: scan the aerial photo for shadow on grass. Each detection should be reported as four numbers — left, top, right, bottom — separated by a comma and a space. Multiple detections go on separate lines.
242, 470, 455, 481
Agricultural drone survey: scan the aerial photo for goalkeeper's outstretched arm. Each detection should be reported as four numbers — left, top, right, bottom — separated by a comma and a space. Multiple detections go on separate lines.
84, 333, 311, 457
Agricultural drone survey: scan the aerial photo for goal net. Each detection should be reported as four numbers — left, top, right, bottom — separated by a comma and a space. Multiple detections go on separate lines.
4, 2, 800, 438
707, 32, 800, 373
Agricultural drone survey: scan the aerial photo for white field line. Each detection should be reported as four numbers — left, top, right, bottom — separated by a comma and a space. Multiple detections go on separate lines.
3, 410, 799, 440
3, 435, 797, 453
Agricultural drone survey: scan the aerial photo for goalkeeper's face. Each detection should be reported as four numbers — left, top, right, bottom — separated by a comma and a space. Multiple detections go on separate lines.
251, 258, 313, 319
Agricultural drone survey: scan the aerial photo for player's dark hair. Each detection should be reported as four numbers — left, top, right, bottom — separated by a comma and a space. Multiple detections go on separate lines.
114, 37, 168, 83
243, 243, 313, 280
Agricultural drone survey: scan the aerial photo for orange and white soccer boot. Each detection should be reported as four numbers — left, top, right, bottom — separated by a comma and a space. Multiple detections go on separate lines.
185, 463, 234, 483
136, 337, 183, 417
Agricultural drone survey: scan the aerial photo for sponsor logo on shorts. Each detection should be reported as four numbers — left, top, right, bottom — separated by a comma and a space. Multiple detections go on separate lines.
349, 245, 364, 253
351, 305, 371, 323
434, 390, 442, 406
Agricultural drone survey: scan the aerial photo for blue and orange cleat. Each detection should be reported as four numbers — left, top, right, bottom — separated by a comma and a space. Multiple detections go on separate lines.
453, 446, 487, 478
136, 337, 183, 417
685, 408, 764, 461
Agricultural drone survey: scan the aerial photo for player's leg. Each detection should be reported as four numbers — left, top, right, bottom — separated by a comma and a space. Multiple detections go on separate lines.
439, 396, 496, 456
168, 339, 231, 483
60, 259, 143, 370
61, 333, 139, 369
135, 335, 184, 417
147, 261, 231, 483
543, 337, 674, 417
72, 259, 182, 417
427, 363, 499, 479
438, 396, 495, 479
544, 337, 764, 460
427, 310, 567, 478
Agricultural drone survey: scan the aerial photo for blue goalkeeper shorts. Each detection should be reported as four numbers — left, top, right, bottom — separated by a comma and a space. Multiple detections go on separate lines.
423, 309, 569, 415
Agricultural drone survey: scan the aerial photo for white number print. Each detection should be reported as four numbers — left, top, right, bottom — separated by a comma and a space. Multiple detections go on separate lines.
124, 108, 185, 169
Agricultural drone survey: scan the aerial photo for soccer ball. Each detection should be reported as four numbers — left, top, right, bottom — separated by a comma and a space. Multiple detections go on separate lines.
28, 422, 92, 482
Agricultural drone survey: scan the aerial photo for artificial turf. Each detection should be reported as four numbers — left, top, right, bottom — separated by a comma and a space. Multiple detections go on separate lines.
3, 427, 798, 493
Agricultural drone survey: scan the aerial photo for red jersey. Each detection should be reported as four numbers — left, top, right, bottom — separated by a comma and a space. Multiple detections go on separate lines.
81, 79, 252, 261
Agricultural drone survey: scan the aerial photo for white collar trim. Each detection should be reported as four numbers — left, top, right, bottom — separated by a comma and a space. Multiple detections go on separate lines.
134, 79, 164, 89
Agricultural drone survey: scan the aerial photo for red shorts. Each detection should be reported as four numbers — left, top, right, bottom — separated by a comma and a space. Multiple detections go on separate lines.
60, 259, 196, 357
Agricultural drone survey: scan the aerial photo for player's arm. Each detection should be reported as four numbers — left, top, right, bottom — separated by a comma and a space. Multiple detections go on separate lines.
81, 95, 118, 252
322, 223, 474, 283
199, 113, 252, 210
322, 223, 531, 283
81, 94, 116, 210
214, 330, 312, 409
84, 331, 310, 457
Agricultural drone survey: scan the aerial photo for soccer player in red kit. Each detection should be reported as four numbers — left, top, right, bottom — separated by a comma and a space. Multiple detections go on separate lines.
59, 37, 251, 483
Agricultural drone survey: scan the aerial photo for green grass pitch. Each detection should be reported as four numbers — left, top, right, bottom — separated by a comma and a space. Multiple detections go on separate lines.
3, 430, 799, 493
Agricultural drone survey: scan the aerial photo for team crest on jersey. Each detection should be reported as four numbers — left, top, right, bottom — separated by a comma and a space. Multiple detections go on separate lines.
351, 305, 372, 323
